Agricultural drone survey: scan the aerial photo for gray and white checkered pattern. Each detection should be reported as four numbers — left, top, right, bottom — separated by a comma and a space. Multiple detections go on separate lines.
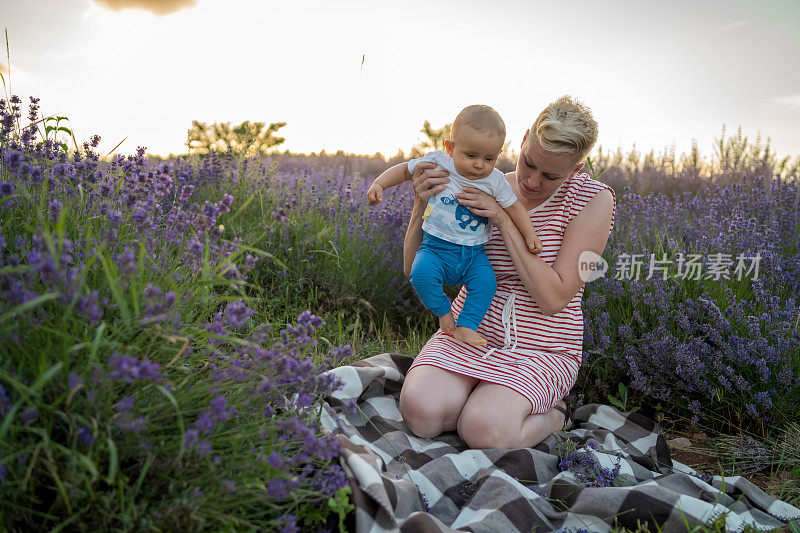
319, 353, 800, 532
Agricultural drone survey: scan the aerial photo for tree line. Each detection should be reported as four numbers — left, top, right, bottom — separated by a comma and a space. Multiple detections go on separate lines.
185, 119, 462, 159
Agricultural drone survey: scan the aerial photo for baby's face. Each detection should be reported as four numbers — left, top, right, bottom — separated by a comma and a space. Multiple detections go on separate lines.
445, 126, 504, 180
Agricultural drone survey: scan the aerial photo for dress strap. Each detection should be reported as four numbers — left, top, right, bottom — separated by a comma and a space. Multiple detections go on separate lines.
483, 293, 517, 359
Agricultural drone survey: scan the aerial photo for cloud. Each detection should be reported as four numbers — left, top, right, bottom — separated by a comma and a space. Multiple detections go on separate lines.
773, 93, 800, 110
720, 20, 749, 32
92, 0, 197, 16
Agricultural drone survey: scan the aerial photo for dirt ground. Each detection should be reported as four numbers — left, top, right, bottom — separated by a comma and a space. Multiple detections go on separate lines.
664, 429, 798, 503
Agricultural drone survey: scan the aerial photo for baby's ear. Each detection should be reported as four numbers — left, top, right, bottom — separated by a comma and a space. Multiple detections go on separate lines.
444, 139, 454, 155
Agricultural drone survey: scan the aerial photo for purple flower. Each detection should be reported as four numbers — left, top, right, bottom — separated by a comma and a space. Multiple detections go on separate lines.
224, 300, 254, 329
267, 477, 298, 500
3, 150, 24, 172
196, 440, 212, 457
313, 463, 348, 497
267, 451, 285, 468
195, 412, 214, 435
76, 290, 103, 323
209, 394, 234, 421
328, 344, 353, 365
118, 416, 146, 433
0, 181, 15, 197
78, 424, 95, 446
0, 385, 10, 416
48, 198, 62, 221
20, 407, 39, 424
275, 513, 300, 533
115, 248, 137, 278
68, 372, 84, 389
557, 449, 622, 488
184, 428, 199, 448
140, 287, 178, 326
754, 391, 773, 409
116, 395, 135, 412
107, 352, 162, 383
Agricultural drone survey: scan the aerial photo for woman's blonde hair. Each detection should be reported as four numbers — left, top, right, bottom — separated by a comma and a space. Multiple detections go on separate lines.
531, 96, 598, 164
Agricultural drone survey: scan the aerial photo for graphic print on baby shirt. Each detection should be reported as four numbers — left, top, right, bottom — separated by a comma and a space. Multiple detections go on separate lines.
439, 194, 488, 232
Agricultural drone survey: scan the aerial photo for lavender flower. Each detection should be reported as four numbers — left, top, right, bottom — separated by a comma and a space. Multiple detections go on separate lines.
268, 452, 285, 469
140, 285, 178, 326
20, 407, 38, 425
107, 352, 162, 383
275, 513, 300, 533
268, 477, 298, 500
78, 424, 95, 446
48, 198, 62, 222
0, 385, 10, 416
76, 290, 103, 323
557, 446, 622, 488
68, 372, 84, 389
0, 180, 15, 198
224, 300, 254, 329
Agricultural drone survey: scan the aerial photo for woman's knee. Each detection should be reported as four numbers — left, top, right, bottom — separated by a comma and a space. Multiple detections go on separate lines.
399, 395, 443, 438
457, 405, 509, 448
399, 367, 475, 438
399, 382, 451, 437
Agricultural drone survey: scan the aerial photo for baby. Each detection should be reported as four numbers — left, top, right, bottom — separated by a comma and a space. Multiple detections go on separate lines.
367, 105, 542, 346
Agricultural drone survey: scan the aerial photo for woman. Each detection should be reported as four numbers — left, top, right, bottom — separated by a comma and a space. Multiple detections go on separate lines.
398, 96, 617, 449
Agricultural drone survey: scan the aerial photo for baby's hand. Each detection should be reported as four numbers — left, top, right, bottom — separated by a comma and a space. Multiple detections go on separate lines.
526, 233, 543, 255
367, 182, 384, 205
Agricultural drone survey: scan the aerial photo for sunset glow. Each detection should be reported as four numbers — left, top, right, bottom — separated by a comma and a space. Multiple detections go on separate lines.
4, 0, 800, 159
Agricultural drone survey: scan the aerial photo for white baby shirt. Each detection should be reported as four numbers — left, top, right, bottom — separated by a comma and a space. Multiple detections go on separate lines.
407, 150, 518, 246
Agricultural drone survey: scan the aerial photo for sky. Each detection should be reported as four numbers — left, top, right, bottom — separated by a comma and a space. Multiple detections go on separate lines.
2, 0, 800, 160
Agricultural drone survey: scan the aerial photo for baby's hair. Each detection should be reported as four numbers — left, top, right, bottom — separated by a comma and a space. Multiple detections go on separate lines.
531, 96, 598, 165
452, 105, 506, 142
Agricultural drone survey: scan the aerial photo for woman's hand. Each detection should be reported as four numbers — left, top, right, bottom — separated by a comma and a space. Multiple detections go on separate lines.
411, 161, 449, 211
455, 186, 510, 225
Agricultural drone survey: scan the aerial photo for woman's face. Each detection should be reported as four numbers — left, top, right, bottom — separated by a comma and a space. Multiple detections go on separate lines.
514, 131, 583, 204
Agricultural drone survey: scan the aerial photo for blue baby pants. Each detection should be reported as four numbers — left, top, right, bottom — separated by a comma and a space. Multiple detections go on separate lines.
409, 231, 496, 330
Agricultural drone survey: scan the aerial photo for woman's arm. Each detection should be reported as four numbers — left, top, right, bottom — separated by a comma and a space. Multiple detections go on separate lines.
402, 162, 450, 277
455, 186, 615, 315
403, 204, 425, 278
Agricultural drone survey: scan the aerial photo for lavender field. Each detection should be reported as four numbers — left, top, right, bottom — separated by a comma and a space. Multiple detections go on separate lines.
1, 95, 799, 530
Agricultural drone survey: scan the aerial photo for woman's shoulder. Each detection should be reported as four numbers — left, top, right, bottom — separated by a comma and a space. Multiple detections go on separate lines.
563, 173, 615, 206
550, 173, 615, 230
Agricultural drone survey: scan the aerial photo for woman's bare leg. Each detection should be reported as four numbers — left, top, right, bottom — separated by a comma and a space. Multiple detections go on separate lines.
457, 382, 566, 449
399, 365, 480, 438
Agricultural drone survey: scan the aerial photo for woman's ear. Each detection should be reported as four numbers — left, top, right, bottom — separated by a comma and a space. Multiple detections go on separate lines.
572, 162, 585, 176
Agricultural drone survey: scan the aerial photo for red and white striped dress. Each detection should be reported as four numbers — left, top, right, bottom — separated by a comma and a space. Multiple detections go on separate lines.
408, 172, 617, 415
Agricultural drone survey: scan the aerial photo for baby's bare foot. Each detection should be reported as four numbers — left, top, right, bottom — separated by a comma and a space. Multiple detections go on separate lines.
439, 313, 455, 335
454, 327, 487, 346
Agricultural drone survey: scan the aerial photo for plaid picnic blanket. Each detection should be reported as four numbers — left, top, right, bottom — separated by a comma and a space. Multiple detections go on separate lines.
317, 353, 800, 533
